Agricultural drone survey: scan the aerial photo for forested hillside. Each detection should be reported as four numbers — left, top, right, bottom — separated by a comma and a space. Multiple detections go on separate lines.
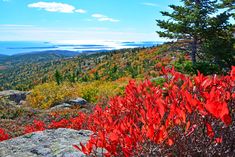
0, 43, 187, 90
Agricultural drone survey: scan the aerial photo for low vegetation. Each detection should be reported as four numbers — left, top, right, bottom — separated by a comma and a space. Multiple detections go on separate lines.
1, 66, 234, 156
27, 80, 127, 109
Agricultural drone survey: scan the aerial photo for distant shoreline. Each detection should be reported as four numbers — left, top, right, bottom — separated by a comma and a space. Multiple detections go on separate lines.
0, 41, 163, 56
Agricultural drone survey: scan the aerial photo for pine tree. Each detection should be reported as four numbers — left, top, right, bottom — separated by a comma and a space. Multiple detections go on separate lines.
54, 70, 62, 85
94, 71, 100, 80
156, 0, 219, 64
200, 11, 235, 68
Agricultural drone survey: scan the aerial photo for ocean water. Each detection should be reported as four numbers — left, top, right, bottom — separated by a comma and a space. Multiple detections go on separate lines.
0, 41, 162, 56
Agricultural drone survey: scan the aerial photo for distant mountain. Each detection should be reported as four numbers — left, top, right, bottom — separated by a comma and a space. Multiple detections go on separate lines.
0, 50, 81, 65
13, 50, 80, 57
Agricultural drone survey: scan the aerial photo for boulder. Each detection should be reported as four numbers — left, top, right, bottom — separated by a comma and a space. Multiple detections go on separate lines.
68, 98, 87, 106
0, 129, 97, 157
49, 103, 72, 111
0, 90, 30, 104
49, 98, 89, 111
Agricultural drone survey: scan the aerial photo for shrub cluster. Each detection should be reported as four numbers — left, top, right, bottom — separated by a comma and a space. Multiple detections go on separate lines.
73, 66, 234, 156
27, 81, 126, 109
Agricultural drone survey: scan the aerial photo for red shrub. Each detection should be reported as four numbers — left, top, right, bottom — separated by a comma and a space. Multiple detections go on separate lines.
24, 120, 45, 134
0, 128, 9, 141
73, 66, 235, 156
48, 119, 70, 129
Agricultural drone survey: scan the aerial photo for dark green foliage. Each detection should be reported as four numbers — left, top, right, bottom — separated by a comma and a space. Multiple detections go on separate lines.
193, 62, 221, 75
128, 65, 139, 78
81, 74, 89, 82
54, 70, 63, 85
174, 60, 194, 74
174, 60, 221, 75
157, 0, 234, 68
94, 71, 100, 80
200, 12, 235, 68
157, 0, 219, 63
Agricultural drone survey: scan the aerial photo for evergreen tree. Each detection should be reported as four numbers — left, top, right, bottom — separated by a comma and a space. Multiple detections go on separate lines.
200, 11, 235, 68
94, 71, 100, 80
156, 0, 220, 64
54, 70, 62, 85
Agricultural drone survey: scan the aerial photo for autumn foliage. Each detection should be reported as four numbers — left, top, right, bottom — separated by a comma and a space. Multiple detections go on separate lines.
1, 66, 235, 156
73, 66, 234, 156
0, 128, 8, 142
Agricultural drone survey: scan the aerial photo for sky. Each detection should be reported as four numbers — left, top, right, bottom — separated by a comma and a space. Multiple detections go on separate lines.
0, 0, 179, 42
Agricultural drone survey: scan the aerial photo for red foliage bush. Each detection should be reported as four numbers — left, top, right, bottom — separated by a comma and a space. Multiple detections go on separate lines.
74, 66, 235, 156
24, 120, 46, 134
0, 128, 9, 141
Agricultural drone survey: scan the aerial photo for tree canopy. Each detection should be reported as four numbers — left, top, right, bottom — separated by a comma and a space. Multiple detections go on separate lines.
157, 0, 234, 68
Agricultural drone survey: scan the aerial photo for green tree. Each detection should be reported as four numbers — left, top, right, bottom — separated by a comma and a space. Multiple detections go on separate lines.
81, 74, 89, 82
54, 70, 63, 85
156, 0, 221, 64
200, 12, 235, 68
94, 71, 100, 80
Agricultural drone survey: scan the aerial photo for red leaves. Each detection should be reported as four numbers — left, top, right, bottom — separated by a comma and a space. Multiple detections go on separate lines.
72, 143, 90, 155
72, 144, 80, 150
147, 125, 155, 139
205, 101, 231, 126
167, 138, 174, 146
49, 119, 70, 129
206, 123, 214, 139
201, 78, 212, 89
221, 114, 232, 126
215, 137, 223, 144
24, 120, 45, 134
0, 128, 9, 141
109, 132, 119, 142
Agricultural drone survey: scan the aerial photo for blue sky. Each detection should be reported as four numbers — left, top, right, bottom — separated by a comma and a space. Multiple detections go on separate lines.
0, 0, 179, 42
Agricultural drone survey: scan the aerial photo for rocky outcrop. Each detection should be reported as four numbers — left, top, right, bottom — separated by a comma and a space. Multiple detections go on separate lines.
50, 98, 88, 111
49, 103, 72, 110
0, 90, 30, 104
0, 129, 94, 157
67, 98, 87, 107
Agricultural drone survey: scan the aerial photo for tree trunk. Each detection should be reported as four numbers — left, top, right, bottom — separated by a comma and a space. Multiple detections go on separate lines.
192, 0, 200, 64
191, 37, 197, 64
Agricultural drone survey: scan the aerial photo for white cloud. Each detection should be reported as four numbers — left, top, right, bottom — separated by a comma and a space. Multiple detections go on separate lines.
92, 14, 104, 18
28, 2, 76, 13
142, 2, 159, 7
91, 14, 119, 22
75, 9, 86, 14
